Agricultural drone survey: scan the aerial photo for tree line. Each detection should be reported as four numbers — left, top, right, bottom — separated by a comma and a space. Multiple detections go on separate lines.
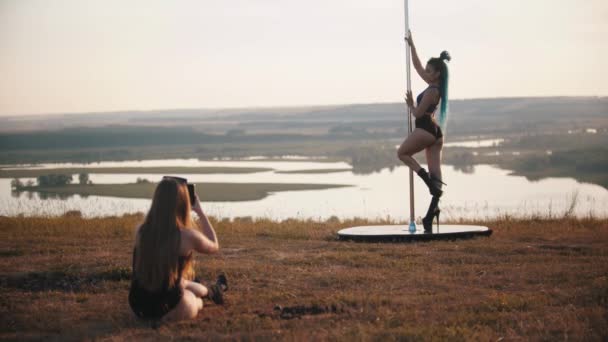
11, 173, 92, 190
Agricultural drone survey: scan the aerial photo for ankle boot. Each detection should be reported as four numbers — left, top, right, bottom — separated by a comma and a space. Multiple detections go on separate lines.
216, 273, 228, 292
430, 174, 447, 190
416, 168, 443, 197
206, 284, 224, 305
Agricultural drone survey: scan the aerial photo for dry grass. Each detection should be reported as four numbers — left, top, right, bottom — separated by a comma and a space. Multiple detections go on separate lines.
1, 215, 607, 341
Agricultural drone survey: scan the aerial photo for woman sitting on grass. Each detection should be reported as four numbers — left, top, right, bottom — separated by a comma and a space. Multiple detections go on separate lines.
129, 177, 227, 323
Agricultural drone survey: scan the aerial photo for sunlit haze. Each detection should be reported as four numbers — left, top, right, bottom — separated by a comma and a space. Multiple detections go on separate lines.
1, 0, 606, 116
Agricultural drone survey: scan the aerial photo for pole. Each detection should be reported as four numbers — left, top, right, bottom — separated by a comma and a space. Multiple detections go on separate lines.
404, 0, 416, 232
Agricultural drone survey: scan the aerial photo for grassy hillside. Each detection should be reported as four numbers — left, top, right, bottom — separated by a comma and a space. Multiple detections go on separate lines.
1, 215, 606, 340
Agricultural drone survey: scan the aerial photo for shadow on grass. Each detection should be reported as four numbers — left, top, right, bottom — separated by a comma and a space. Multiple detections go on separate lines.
1, 267, 131, 292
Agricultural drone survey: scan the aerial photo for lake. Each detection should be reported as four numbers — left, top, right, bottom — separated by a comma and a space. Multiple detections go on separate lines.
1, 158, 606, 221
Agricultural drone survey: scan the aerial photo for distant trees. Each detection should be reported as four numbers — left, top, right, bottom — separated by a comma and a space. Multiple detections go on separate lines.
37, 174, 73, 187
136, 177, 150, 184
341, 145, 400, 175
79, 173, 92, 185
10, 178, 23, 190
10, 178, 35, 190
12, 175, 78, 189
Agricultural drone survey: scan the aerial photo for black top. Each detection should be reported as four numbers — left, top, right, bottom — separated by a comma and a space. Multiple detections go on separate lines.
128, 244, 192, 320
414, 85, 444, 139
416, 85, 441, 114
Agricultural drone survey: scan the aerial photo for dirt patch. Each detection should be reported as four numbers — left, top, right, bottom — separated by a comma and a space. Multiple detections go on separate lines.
260, 303, 347, 320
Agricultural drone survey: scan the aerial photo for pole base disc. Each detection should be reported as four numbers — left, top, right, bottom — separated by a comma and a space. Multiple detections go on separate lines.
337, 224, 492, 242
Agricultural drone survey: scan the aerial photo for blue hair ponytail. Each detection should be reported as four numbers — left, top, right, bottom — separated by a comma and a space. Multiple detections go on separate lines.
438, 63, 449, 134
429, 51, 451, 135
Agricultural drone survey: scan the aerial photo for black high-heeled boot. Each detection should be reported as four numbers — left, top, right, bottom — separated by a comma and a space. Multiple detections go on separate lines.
422, 196, 441, 233
206, 273, 229, 305
416, 168, 443, 197
206, 284, 224, 305
430, 174, 447, 191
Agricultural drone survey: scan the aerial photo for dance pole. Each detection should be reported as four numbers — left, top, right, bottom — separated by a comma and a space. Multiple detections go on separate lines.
404, 0, 416, 230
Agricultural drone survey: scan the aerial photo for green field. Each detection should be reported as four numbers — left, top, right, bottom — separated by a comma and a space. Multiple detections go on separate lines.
17, 182, 352, 201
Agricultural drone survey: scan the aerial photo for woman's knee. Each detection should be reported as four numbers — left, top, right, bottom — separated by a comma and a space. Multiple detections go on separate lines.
184, 280, 208, 298
183, 290, 202, 317
397, 147, 412, 160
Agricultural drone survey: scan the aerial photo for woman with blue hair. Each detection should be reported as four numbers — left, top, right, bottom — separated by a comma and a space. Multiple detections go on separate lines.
397, 30, 451, 232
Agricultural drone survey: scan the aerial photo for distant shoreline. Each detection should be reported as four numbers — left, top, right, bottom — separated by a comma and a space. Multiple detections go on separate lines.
14, 182, 352, 202
2, 95, 606, 119
0, 166, 273, 178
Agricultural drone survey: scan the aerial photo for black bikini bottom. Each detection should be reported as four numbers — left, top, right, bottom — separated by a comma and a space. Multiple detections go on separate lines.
129, 280, 183, 320
415, 115, 443, 139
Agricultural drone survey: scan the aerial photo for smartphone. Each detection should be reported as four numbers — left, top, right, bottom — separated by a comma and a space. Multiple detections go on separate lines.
187, 184, 196, 206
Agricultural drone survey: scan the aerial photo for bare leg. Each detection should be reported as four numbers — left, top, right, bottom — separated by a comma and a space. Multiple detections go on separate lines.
426, 137, 444, 187
182, 279, 208, 298
162, 289, 203, 322
397, 129, 436, 172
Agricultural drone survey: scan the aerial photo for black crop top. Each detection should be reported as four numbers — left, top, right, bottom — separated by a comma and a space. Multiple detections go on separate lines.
416, 85, 441, 114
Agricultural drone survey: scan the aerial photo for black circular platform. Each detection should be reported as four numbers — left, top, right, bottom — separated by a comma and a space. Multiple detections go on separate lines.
337, 224, 492, 242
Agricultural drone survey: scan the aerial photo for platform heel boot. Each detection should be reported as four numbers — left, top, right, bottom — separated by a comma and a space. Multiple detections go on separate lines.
422, 196, 441, 233
430, 174, 447, 192
416, 168, 443, 197
206, 273, 229, 305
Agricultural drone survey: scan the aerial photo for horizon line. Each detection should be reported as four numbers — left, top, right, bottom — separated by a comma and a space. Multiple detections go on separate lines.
2, 94, 606, 119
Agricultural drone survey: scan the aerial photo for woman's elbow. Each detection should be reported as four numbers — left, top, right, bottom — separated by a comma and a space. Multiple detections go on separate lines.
209, 242, 220, 254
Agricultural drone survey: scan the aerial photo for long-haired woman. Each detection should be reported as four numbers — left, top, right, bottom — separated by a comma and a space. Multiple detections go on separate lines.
129, 177, 227, 323
397, 30, 451, 232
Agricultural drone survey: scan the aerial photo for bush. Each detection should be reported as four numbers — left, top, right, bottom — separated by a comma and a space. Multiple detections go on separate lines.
136, 177, 150, 184
37, 174, 73, 187
78, 173, 90, 185
10, 178, 24, 190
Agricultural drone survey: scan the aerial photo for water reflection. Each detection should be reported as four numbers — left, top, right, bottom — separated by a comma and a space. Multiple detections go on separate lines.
444, 138, 504, 148
452, 164, 475, 174
11, 190, 35, 200
2, 158, 351, 171
12, 189, 75, 200
1, 161, 607, 221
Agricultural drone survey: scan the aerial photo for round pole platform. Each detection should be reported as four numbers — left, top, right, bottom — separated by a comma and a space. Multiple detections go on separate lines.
337, 224, 492, 242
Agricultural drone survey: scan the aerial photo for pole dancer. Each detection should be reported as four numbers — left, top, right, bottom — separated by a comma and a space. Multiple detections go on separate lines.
398, 1, 451, 233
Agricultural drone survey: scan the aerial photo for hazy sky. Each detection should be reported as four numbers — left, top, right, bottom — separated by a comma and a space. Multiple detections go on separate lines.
1, 0, 606, 116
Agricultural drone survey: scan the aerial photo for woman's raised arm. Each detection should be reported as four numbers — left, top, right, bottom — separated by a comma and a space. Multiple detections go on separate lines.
405, 30, 433, 84
187, 196, 219, 254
